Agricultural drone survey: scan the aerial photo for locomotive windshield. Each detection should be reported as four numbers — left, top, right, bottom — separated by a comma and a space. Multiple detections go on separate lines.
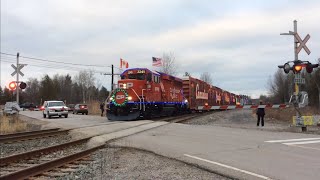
128, 74, 145, 80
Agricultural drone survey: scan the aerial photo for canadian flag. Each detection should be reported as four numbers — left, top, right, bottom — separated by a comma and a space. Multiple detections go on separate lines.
120, 58, 129, 69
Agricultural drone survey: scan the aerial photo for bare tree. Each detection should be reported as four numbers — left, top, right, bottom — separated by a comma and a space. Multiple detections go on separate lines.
200, 72, 213, 84
160, 52, 178, 76
25, 78, 40, 104
74, 70, 95, 103
267, 69, 291, 103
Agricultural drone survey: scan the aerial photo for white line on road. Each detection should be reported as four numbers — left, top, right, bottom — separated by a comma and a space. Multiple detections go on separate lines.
288, 144, 320, 151
184, 154, 272, 180
283, 140, 320, 145
265, 137, 320, 143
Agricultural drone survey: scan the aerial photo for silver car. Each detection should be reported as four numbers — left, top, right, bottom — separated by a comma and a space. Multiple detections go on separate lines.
42, 101, 68, 119
3, 101, 22, 115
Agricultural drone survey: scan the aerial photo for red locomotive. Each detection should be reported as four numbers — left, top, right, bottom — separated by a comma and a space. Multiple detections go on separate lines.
107, 68, 187, 120
107, 68, 248, 120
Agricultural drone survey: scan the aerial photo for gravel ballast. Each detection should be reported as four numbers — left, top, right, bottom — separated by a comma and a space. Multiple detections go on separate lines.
60, 147, 230, 180
0, 134, 73, 157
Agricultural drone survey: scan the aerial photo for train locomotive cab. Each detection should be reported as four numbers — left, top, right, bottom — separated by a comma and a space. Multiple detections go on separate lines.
107, 68, 188, 121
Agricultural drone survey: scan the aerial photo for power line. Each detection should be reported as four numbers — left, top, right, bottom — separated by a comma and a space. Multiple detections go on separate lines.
0, 57, 107, 74
0, 52, 122, 70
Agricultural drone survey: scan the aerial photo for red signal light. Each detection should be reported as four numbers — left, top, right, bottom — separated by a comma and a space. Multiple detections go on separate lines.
306, 63, 319, 73
9, 81, 16, 91
293, 64, 303, 73
19, 82, 27, 89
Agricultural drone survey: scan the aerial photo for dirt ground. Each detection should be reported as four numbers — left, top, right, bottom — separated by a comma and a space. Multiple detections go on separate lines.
0, 114, 48, 134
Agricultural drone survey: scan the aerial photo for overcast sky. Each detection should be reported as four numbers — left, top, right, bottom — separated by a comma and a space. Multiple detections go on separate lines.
1, 0, 320, 98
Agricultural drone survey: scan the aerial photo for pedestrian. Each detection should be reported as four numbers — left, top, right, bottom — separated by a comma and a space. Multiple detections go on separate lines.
100, 101, 105, 117
256, 101, 265, 127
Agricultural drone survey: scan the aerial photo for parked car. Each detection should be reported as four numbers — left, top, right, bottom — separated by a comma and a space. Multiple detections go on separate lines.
42, 101, 68, 119
67, 104, 75, 112
3, 102, 22, 115
73, 104, 88, 115
20, 102, 37, 110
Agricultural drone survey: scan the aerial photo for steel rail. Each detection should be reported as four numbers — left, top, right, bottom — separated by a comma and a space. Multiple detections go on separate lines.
0, 145, 104, 180
0, 137, 91, 166
0, 128, 68, 143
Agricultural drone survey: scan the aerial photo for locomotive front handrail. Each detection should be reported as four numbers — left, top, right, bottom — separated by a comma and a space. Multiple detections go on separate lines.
131, 88, 142, 110
142, 89, 146, 111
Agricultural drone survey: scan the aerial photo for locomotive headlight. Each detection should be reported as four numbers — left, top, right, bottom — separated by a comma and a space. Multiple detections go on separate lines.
128, 96, 133, 100
109, 97, 113, 101
184, 99, 188, 103
123, 83, 127, 89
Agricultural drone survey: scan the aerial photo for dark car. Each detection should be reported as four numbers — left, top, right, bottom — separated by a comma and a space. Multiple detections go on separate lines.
73, 104, 88, 115
20, 103, 37, 110
67, 104, 75, 112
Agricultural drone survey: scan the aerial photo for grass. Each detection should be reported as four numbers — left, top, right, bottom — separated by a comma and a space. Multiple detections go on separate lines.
0, 115, 28, 134
87, 101, 102, 116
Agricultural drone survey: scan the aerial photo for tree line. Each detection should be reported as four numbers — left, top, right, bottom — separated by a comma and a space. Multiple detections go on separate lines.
0, 70, 110, 105
263, 64, 320, 109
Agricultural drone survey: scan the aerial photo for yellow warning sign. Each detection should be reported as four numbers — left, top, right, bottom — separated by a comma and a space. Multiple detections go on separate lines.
293, 116, 314, 126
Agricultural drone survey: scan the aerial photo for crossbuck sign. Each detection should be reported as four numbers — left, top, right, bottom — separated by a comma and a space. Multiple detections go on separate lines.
11, 64, 25, 77
295, 33, 311, 55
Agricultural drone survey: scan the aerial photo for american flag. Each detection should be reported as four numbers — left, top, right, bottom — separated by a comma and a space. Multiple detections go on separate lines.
152, 57, 162, 67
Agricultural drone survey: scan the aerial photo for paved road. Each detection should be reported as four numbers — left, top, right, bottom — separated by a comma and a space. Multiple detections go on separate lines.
114, 123, 320, 180
19, 110, 111, 129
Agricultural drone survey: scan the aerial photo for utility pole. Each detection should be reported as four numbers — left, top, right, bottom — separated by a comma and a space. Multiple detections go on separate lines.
16, 52, 20, 104
104, 65, 121, 91
280, 21, 301, 126
111, 64, 114, 91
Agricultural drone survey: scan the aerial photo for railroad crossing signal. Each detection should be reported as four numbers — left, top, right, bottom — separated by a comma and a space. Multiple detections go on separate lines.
11, 64, 25, 77
295, 33, 311, 55
278, 60, 318, 74
9, 81, 17, 91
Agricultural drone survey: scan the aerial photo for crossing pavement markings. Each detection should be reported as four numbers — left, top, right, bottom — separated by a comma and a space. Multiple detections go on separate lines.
265, 137, 320, 151
184, 154, 272, 180
265, 137, 320, 143
288, 144, 320, 151
283, 140, 320, 145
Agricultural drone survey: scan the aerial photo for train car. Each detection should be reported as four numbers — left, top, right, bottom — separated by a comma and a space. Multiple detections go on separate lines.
183, 76, 215, 111
106, 68, 187, 120
213, 86, 223, 106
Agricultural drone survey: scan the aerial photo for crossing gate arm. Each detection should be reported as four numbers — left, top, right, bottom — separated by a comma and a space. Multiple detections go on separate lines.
197, 104, 289, 110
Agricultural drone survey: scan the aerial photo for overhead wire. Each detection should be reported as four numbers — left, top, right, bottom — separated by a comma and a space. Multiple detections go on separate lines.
0, 58, 104, 73
0, 52, 122, 70
0, 54, 110, 74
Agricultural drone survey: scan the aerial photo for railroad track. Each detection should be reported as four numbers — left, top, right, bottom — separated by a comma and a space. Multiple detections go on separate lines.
0, 135, 98, 180
0, 128, 68, 143
162, 111, 216, 123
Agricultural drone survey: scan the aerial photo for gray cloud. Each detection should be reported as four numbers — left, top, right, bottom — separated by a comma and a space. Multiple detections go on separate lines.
1, 0, 320, 98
